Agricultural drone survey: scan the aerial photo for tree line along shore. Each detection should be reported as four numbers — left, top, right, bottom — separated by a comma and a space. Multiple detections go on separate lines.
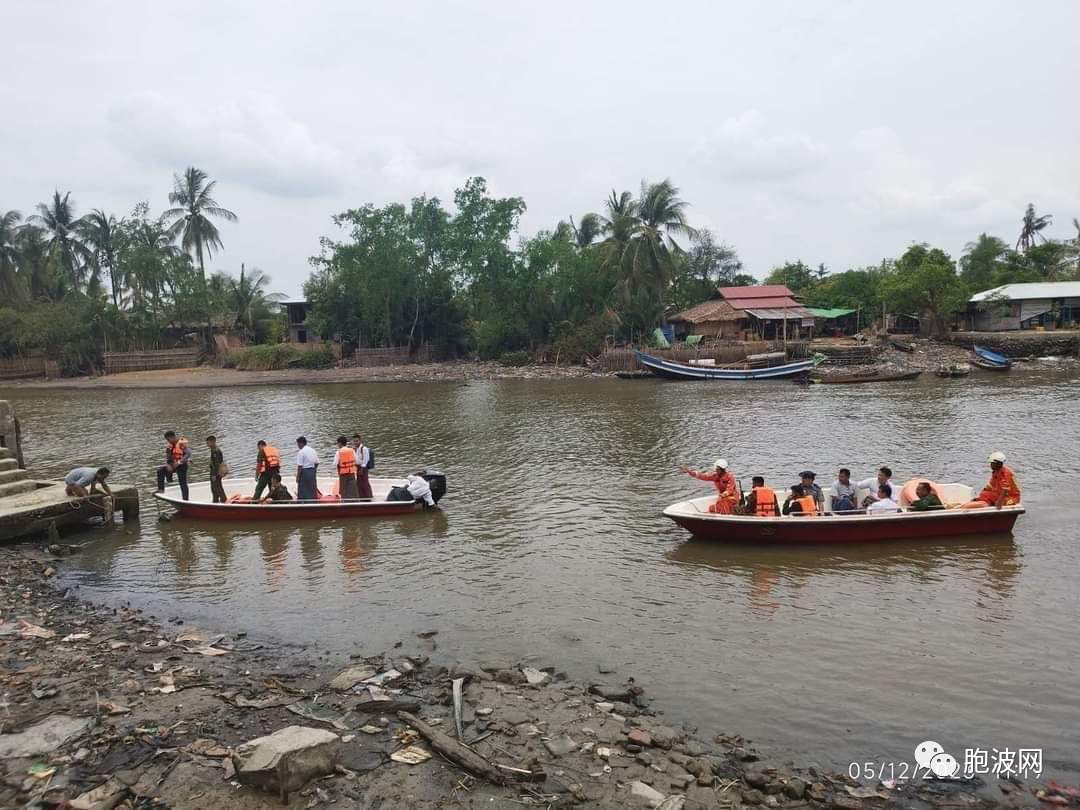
3, 168, 1079, 377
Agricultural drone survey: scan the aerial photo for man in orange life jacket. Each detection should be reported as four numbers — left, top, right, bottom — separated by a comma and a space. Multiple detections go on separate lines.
960, 451, 1021, 509
334, 436, 360, 500
155, 430, 190, 500
744, 476, 779, 517
782, 484, 817, 516
681, 458, 738, 514
252, 440, 281, 501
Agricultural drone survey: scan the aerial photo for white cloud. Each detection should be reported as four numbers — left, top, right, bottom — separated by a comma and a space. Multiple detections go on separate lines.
107, 92, 349, 198
690, 110, 828, 182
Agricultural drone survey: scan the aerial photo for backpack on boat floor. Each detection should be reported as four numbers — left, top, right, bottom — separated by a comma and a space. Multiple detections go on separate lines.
386, 485, 412, 502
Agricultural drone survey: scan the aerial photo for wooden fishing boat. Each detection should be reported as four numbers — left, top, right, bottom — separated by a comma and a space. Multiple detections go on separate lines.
936, 363, 971, 378
663, 483, 1023, 543
153, 473, 446, 520
811, 370, 921, 384
634, 350, 821, 380
973, 345, 1012, 369
889, 337, 915, 353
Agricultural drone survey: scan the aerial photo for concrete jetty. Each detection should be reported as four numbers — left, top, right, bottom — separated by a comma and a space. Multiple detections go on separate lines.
0, 401, 139, 542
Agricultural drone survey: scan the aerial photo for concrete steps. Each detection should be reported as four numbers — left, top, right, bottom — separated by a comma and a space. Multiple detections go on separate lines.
0, 480, 37, 499
0, 468, 30, 486
0, 458, 18, 472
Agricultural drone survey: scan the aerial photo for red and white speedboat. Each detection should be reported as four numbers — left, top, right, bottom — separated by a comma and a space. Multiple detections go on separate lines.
153, 473, 446, 520
663, 483, 1023, 543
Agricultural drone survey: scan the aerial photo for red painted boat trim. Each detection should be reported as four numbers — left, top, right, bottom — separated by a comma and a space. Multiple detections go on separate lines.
666, 509, 1023, 543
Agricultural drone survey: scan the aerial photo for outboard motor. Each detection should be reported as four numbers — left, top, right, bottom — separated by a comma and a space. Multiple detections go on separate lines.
420, 471, 447, 505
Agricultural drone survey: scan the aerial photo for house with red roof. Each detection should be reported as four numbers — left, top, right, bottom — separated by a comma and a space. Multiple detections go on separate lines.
669, 285, 816, 341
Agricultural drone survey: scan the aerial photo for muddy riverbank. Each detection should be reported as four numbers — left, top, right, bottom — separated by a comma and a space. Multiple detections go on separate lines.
1, 538, 1050, 809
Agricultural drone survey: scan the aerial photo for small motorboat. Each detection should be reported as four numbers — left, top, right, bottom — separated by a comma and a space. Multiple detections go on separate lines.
811, 370, 921, 384
936, 363, 971, 378
153, 472, 446, 520
889, 337, 915, 353
663, 483, 1023, 543
973, 345, 1012, 369
635, 350, 822, 380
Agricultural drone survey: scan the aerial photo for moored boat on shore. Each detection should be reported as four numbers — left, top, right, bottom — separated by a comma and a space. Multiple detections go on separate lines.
663, 483, 1023, 543
153, 473, 446, 520
972, 345, 1012, 370
634, 350, 820, 380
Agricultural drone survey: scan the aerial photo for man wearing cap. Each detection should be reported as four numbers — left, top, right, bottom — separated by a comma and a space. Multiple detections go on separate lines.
680, 459, 739, 514
798, 471, 825, 513
961, 452, 1021, 509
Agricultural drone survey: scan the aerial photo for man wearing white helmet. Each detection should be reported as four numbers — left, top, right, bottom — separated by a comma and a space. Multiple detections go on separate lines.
680, 458, 739, 514
960, 451, 1021, 509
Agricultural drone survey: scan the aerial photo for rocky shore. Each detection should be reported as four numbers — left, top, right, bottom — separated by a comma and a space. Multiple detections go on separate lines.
2, 539, 1066, 809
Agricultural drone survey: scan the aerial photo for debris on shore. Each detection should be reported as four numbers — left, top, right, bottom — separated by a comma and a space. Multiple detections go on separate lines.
0, 543, 1070, 808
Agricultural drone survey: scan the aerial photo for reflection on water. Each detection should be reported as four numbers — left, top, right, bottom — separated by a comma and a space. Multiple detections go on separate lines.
3, 370, 1079, 782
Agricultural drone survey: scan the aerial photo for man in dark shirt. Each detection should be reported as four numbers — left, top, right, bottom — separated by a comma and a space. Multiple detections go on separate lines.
263, 473, 293, 503
910, 481, 943, 511
206, 435, 227, 503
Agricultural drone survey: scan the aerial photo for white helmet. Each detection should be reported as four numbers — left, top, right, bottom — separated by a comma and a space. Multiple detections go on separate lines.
988, 451, 1006, 463
715, 458, 728, 470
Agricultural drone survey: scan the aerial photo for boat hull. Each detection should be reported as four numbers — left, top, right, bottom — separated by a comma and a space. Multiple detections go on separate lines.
635, 351, 815, 380
153, 476, 433, 521
812, 371, 921, 384
665, 508, 1022, 543
974, 345, 1011, 367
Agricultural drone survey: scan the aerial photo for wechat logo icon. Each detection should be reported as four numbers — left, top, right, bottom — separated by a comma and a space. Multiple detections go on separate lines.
915, 741, 959, 778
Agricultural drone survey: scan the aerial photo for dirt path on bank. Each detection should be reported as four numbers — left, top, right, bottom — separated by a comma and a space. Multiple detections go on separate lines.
2, 362, 597, 391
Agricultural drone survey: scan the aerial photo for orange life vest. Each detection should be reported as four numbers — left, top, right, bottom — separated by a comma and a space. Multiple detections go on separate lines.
796, 495, 817, 516
753, 486, 778, 517
337, 446, 357, 475
169, 438, 188, 464
257, 445, 281, 475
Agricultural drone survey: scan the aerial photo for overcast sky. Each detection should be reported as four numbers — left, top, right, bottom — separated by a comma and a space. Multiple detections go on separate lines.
4, 1, 1079, 296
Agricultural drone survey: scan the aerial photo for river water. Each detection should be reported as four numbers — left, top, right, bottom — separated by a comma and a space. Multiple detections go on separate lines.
4, 368, 1079, 783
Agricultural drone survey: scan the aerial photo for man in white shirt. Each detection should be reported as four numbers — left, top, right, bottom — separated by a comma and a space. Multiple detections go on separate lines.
294, 436, 320, 501
867, 483, 899, 513
406, 474, 435, 506
351, 433, 373, 499
857, 466, 895, 507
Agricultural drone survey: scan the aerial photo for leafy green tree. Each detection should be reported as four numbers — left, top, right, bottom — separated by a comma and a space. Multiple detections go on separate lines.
882, 244, 967, 337
229, 264, 281, 341
29, 190, 90, 296
804, 264, 889, 317
0, 210, 23, 302
671, 229, 747, 310
163, 167, 237, 282
1016, 203, 1052, 251
765, 260, 815, 293
959, 233, 1008, 292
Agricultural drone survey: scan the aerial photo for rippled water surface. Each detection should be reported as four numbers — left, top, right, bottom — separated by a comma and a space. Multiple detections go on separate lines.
4, 368, 1079, 779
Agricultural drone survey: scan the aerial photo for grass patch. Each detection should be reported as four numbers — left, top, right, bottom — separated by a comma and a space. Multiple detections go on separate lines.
223, 343, 337, 371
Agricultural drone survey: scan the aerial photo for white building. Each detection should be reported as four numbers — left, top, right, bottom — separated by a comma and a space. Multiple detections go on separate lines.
967, 282, 1080, 331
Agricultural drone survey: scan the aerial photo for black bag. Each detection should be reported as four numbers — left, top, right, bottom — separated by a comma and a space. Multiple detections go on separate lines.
366, 449, 375, 469
387, 485, 412, 502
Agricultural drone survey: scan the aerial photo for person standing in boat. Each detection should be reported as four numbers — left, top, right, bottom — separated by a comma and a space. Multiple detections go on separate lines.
206, 435, 227, 504
334, 436, 360, 500
960, 452, 1021, 509
294, 436, 319, 501
680, 459, 738, 514
351, 433, 374, 499
156, 430, 190, 500
252, 440, 280, 501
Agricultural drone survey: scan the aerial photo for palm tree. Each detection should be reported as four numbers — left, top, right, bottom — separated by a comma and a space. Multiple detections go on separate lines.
79, 210, 123, 306
0, 210, 23, 301
1016, 203, 1052, 251
229, 263, 281, 340
163, 167, 237, 281
619, 179, 699, 318
16, 225, 56, 301
29, 191, 91, 294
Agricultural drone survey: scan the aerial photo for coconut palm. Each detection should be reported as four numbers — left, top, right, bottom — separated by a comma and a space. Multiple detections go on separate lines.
618, 179, 699, 317
79, 210, 123, 306
229, 264, 282, 340
1016, 203, 1052, 251
29, 191, 91, 294
162, 167, 237, 281
16, 225, 56, 301
0, 210, 23, 301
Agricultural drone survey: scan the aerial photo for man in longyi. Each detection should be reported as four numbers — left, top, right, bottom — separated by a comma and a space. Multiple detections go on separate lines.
680, 458, 738, 514
960, 452, 1021, 509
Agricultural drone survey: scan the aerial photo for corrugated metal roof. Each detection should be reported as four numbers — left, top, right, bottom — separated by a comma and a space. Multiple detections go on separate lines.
808, 307, 857, 318
744, 306, 816, 320
970, 282, 1080, 302
718, 284, 795, 301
